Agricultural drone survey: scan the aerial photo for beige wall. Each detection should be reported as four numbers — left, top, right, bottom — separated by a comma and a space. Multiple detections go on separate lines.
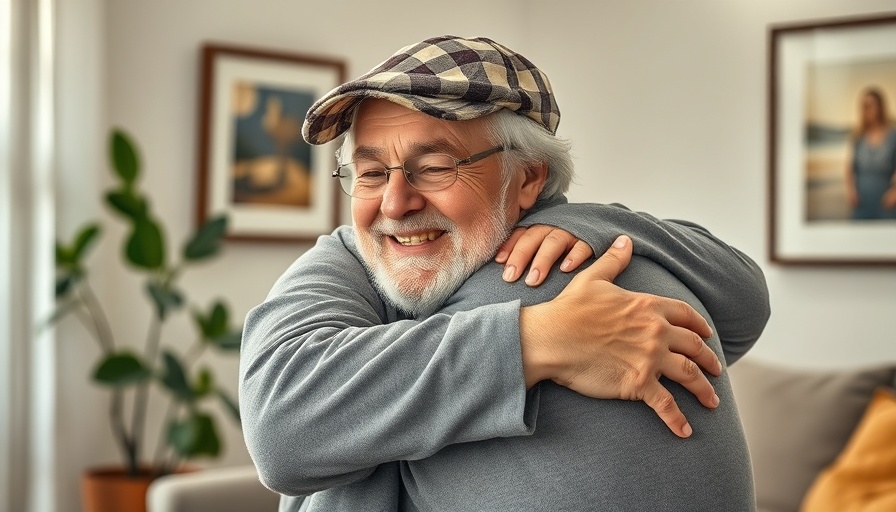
520, 0, 896, 369
53, 1, 896, 511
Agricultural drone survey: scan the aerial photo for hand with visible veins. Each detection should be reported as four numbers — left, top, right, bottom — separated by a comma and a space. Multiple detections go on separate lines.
518, 235, 722, 439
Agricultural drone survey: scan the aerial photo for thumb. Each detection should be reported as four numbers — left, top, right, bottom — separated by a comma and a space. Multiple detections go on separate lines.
584, 235, 633, 282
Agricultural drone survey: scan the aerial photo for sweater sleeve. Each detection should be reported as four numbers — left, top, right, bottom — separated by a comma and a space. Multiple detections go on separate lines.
239, 227, 537, 497
518, 202, 770, 365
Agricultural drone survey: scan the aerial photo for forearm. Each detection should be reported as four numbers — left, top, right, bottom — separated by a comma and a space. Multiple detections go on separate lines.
239, 229, 535, 495
519, 202, 770, 364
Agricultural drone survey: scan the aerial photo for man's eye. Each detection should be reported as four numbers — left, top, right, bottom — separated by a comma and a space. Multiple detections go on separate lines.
417, 165, 454, 175
356, 169, 387, 181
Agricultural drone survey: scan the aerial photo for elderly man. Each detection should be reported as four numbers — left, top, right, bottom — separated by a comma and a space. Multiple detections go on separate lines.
240, 36, 770, 511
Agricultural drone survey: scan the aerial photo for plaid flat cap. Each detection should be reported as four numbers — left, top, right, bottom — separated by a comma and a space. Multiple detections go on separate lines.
302, 35, 560, 145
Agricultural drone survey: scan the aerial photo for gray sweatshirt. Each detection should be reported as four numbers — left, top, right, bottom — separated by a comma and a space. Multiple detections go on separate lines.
239, 199, 771, 511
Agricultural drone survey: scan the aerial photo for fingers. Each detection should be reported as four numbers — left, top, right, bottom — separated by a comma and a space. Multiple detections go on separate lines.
657, 298, 713, 340
500, 226, 555, 282
524, 230, 580, 286
667, 325, 722, 377
642, 381, 692, 438
661, 352, 720, 410
560, 240, 594, 272
494, 228, 526, 264
500, 226, 581, 285
578, 235, 632, 283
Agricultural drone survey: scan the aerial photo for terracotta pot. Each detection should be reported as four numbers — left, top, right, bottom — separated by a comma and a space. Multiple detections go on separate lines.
82, 466, 192, 512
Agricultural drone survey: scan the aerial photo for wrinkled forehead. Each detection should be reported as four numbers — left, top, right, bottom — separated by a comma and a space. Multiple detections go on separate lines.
349, 99, 492, 155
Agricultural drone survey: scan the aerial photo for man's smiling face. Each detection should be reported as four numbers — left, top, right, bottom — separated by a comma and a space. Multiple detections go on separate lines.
348, 99, 526, 316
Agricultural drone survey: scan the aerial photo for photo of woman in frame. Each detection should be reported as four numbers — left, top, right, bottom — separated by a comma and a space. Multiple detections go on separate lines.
804, 59, 896, 222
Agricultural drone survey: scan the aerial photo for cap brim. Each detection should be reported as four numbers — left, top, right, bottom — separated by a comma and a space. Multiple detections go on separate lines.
302, 89, 505, 145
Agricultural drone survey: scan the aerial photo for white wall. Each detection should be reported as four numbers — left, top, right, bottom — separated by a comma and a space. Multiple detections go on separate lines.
54, 2, 529, 512
522, 0, 896, 369
52, 0, 896, 510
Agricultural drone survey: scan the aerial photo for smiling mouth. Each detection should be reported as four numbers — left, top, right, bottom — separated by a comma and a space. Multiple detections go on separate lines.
393, 230, 445, 246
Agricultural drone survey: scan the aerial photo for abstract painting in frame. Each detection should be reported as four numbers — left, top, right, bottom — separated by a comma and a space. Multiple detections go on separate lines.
769, 13, 896, 265
197, 43, 346, 242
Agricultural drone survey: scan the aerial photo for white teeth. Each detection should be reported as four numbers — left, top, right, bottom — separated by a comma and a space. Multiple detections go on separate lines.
395, 231, 442, 246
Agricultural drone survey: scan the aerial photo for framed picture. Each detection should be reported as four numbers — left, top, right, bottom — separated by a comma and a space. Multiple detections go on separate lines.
197, 43, 346, 242
769, 13, 896, 265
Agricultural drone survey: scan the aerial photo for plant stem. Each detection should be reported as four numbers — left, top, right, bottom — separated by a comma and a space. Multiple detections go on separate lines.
78, 282, 115, 354
152, 400, 179, 475
130, 310, 161, 471
76, 281, 138, 473
73, 306, 108, 354
110, 389, 138, 475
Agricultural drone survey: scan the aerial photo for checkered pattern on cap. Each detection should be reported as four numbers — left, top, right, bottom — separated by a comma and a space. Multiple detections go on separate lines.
302, 35, 560, 145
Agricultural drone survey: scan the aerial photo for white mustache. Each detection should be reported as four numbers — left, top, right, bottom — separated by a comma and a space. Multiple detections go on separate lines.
370, 212, 456, 236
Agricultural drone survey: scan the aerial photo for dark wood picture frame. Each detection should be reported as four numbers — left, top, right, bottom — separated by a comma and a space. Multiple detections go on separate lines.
196, 43, 346, 242
768, 13, 896, 266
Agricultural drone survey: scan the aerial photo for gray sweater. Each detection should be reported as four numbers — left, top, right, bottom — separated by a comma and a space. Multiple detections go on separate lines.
239, 199, 771, 511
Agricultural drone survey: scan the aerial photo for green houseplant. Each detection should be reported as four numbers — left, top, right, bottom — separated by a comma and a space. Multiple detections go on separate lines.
50, 129, 242, 509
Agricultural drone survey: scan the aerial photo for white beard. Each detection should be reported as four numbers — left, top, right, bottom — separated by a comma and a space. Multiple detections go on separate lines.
355, 198, 513, 318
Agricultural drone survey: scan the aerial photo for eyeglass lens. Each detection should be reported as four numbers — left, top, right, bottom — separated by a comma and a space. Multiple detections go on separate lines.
341, 153, 458, 198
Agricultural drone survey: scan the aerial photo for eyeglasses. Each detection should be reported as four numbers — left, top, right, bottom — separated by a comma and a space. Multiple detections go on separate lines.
332, 146, 505, 199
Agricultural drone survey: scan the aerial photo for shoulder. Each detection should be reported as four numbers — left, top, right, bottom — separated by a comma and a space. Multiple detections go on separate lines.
267, 225, 368, 296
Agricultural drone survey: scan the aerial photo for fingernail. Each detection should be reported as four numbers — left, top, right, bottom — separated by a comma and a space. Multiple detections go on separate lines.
613, 235, 627, 249
560, 259, 572, 271
682, 423, 693, 437
503, 265, 516, 282
712, 394, 720, 407
525, 268, 540, 286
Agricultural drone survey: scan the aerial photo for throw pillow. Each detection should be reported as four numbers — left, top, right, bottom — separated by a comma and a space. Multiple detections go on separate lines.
728, 359, 896, 512
801, 387, 896, 512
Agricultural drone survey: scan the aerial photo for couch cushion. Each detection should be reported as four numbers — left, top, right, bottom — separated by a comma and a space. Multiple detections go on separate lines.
728, 359, 896, 512
800, 387, 896, 512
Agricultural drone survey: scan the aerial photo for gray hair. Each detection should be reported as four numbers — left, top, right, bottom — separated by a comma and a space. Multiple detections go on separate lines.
483, 109, 574, 200
336, 107, 574, 200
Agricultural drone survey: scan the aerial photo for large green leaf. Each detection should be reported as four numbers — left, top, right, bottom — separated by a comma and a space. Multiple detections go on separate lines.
183, 215, 228, 261
216, 388, 241, 424
193, 301, 229, 340
167, 412, 221, 458
110, 129, 139, 185
146, 282, 183, 320
72, 224, 101, 261
160, 351, 193, 402
93, 352, 151, 387
208, 303, 227, 337
125, 217, 165, 270
105, 189, 148, 220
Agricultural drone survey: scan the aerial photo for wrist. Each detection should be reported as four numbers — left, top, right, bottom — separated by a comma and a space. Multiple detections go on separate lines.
519, 304, 562, 388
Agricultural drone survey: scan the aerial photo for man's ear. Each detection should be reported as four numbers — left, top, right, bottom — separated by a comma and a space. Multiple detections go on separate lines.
517, 162, 548, 210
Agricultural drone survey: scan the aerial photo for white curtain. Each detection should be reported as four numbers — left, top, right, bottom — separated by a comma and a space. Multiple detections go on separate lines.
0, 0, 59, 511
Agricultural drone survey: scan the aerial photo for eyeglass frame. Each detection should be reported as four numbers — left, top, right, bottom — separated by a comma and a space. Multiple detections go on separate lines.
332, 145, 506, 199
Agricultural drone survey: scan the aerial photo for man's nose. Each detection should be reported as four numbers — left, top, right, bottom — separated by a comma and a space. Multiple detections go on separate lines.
380, 170, 426, 219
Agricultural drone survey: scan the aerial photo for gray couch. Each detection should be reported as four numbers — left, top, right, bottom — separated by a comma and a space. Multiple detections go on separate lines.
728, 358, 896, 512
147, 358, 896, 512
